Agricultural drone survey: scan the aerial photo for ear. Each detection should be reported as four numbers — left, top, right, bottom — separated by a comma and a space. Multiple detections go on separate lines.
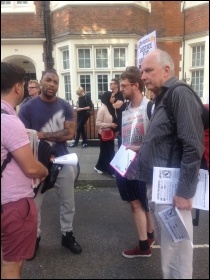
164, 66, 170, 77
14, 83, 21, 94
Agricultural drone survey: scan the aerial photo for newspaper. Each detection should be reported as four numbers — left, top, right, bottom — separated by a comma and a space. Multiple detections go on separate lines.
152, 167, 209, 210
26, 129, 40, 188
158, 206, 192, 245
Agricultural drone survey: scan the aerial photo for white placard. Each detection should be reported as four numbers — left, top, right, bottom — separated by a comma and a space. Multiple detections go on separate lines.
137, 30, 157, 68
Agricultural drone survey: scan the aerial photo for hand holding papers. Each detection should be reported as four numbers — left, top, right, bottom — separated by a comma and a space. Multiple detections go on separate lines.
52, 153, 78, 166
110, 145, 137, 177
152, 167, 209, 210
158, 206, 192, 245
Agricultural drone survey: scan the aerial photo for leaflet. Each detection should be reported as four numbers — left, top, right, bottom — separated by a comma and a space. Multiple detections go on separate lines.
152, 167, 209, 210
158, 206, 192, 245
110, 144, 137, 177
52, 153, 78, 166
26, 129, 40, 188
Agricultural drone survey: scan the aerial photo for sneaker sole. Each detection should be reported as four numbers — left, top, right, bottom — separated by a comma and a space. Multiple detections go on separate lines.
122, 252, 151, 258
149, 240, 155, 247
94, 167, 103, 174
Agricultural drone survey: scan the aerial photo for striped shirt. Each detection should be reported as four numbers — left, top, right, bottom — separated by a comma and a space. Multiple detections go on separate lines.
136, 76, 205, 199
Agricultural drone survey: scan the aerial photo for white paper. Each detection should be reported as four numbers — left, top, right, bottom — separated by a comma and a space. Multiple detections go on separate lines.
26, 129, 40, 188
152, 167, 209, 210
158, 206, 192, 244
110, 145, 137, 177
52, 153, 78, 166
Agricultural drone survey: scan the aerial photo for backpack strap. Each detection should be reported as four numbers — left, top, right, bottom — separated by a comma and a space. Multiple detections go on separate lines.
1, 152, 12, 177
163, 82, 209, 129
147, 100, 154, 120
1, 109, 13, 177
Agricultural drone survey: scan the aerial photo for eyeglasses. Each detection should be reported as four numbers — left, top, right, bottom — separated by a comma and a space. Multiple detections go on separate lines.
28, 87, 37, 89
120, 83, 134, 89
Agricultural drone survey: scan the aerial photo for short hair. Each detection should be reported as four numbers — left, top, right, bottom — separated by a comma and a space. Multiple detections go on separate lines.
120, 66, 144, 92
41, 69, 58, 79
151, 49, 175, 76
28, 80, 40, 89
111, 78, 120, 89
1, 62, 26, 94
76, 86, 84, 95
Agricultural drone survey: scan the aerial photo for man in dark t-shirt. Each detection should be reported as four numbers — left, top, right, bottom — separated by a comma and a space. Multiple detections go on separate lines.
18, 69, 82, 260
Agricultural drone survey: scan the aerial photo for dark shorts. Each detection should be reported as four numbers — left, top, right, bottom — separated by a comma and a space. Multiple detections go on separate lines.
116, 173, 149, 212
1, 197, 38, 261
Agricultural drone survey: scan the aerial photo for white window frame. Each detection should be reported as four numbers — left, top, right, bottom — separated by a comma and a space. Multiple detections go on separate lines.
78, 48, 91, 69
79, 74, 92, 96
95, 48, 109, 69
113, 47, 126, 68
62, 49, 70, 70
190, 44, 205, 98
1, 1, 35, 13
96, 73, 109, 100
63, 73, 71, 101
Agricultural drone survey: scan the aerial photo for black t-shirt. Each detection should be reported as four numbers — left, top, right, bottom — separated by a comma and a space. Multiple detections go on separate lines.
77, 94, 92, 117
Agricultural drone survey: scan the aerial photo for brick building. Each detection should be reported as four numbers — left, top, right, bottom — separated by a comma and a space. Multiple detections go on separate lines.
1, 1, 209, 106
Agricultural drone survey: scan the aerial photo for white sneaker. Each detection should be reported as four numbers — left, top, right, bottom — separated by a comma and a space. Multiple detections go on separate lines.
94, 167, 103, 174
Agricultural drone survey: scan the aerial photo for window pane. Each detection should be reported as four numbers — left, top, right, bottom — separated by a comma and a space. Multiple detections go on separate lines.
96, 49, 108, 68
191, 70, 204, 97
97, 75, 108, 99
114, 48, 125, 67
78, 49, 91, 68
192, 45, 205, 67
80, 75, 91, 96
62, 50, 70, 70
1, 1, 11, 4
64, 74, 71, 100
17, 1, 28, 4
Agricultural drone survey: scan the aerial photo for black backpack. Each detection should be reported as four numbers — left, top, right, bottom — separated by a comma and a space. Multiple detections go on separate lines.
163, 81, 209, 130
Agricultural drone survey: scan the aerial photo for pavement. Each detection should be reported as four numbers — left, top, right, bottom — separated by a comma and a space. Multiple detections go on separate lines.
22, 142, 209, 279
69, 140, 117, 188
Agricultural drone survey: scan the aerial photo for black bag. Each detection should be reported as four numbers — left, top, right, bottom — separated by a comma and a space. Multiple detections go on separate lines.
85, 95, 94, 117
163, 82, 209, 130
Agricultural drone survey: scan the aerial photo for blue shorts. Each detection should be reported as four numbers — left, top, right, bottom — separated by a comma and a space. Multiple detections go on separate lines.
116, 173, 149, 212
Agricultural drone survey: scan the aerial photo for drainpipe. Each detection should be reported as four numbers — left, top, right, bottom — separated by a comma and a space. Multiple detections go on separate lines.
182, 1, 186, 82
42, 1, 54, 69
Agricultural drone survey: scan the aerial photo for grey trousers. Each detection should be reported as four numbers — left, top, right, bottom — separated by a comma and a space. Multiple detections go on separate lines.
147, 185, 193, 279
34, 164, 77, 237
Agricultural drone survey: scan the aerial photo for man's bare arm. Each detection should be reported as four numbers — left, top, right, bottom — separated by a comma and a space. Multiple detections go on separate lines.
37, 120, 75, 142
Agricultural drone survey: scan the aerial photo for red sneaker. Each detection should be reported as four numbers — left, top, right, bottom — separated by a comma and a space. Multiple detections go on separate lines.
148, 237, 155, 247
122, 246, 151, 258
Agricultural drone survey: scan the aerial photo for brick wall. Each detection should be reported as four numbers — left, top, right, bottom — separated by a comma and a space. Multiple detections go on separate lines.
149, 1, 184, 37
1, 2, 44, 38
184, 3, 209, 35
52, 5, 148, 38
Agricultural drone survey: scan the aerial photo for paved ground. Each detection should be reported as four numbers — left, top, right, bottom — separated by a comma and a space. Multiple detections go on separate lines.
22, 144, 209, 279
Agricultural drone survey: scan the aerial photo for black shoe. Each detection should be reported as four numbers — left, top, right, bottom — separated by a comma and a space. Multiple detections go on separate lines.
61, 232, 82, 254
26, 236, 41, 261
69, 143, 77, 148
82, 143, 88, 148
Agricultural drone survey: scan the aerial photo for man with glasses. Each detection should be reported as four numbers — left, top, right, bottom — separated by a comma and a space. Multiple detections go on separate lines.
21, 80, 40, 106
